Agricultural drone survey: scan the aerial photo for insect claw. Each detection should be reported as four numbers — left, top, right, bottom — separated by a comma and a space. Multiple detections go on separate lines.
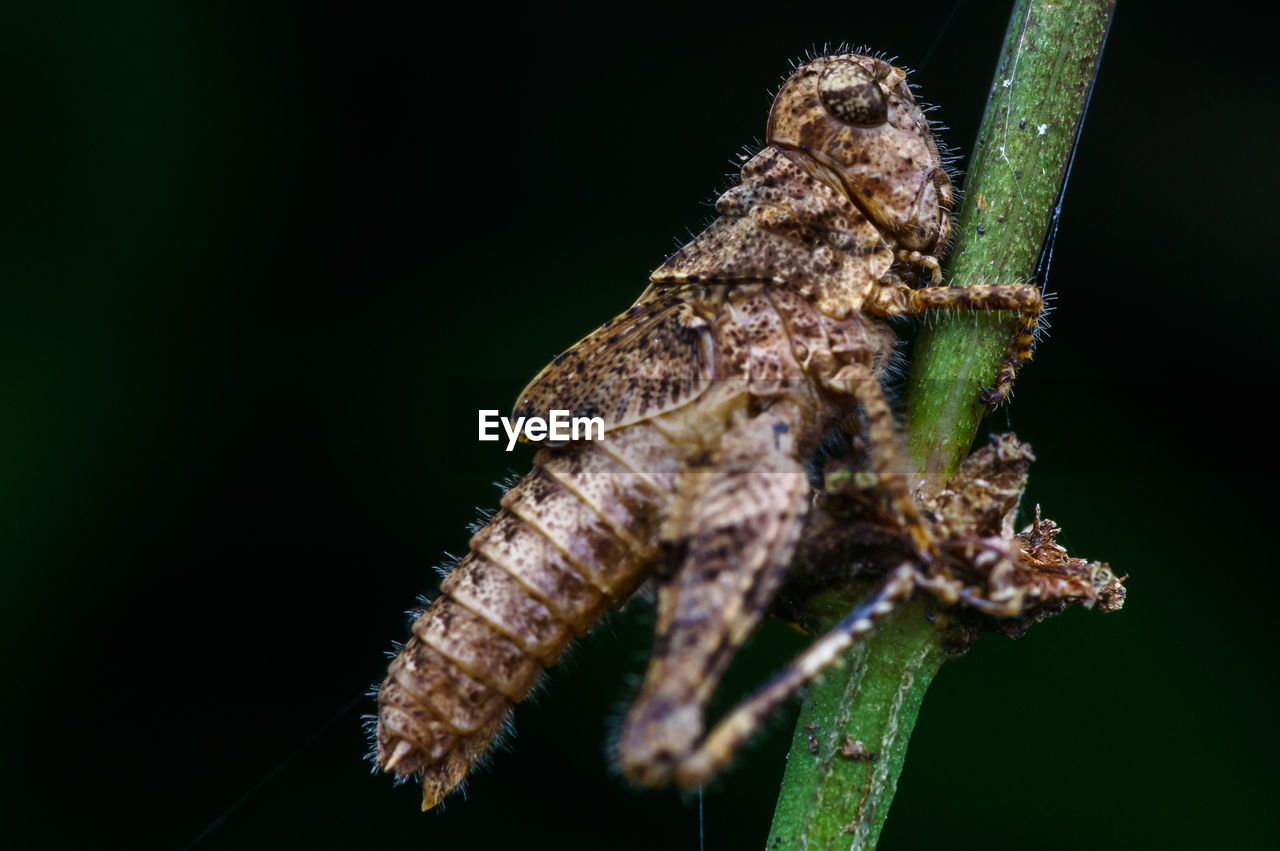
978, 381, 1005, 407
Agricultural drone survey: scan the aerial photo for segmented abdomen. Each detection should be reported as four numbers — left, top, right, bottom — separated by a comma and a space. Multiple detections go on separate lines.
376, 423, 680, 809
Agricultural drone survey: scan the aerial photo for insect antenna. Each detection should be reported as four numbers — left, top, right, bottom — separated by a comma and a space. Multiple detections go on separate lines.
918, 0, 967, 73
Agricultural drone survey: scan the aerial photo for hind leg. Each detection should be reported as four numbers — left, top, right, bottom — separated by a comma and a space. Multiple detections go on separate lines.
618, 376, 932, 788
666, 565, 916, 788
617, 399, 812, 786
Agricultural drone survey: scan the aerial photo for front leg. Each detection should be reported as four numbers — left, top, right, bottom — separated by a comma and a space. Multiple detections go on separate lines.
617, 399, 812, 787
871, 281, 1043, 407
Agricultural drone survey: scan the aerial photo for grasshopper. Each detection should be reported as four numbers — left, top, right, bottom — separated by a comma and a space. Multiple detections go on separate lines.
374, 52, 1049, 810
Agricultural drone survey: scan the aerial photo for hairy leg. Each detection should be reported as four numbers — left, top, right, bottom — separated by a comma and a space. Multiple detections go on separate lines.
871, 281, 1043, 406
825, 363, 938, 565
668, 566, 916, 788
619, 366, 938, 787
618, 399, 812, 786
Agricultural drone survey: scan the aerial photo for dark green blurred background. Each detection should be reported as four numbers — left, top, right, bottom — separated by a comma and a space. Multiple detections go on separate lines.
4, 2, 1276, 848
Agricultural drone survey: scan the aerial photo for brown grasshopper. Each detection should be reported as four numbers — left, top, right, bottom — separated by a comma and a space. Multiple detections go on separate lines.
374, 52, 1049, 809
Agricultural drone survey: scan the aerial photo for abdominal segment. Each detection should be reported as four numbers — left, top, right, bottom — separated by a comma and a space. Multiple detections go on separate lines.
375, 426, 676, 810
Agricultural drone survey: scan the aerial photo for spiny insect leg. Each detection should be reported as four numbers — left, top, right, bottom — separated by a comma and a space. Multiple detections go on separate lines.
665, 565, 917, 789
872, 281, 1043, 407
827, 363, 939, 567
618, 401, 812, 787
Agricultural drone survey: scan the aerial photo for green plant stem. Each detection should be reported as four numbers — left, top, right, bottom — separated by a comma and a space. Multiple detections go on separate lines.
767, 2, 1116, 848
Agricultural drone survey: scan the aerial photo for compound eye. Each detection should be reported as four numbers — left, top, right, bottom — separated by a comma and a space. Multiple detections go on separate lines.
819, 60, 888, 127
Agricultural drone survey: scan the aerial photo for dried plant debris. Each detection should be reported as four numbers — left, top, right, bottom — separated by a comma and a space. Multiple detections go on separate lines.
788, 432, 1124, 645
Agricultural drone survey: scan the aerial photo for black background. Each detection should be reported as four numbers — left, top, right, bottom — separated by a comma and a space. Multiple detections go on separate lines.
4, 2, 1277, 848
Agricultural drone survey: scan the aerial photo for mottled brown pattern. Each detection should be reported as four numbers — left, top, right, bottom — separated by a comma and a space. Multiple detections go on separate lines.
413, 598, 540, 700
619, 400, 815, 785
385, 641, 503, 735
439, 554, 567, 663
514, 289, 714, 429
537, 435, 663, 553
593, 419, 685, 492
767, 55, 949, 253
503, 467, 645, 600
376, 51, 1056, 810
469, 510, 605, 634
787, 432, 1124, 637
654, 149, 893, 319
